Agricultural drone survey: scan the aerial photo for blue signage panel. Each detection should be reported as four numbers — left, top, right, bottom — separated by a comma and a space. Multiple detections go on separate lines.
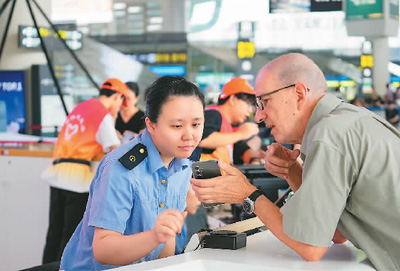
149, 65, 186, 76
0, 71, 26, 133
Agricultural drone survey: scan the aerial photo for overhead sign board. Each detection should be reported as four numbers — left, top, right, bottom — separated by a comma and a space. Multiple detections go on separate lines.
126, 52, 187, 65
18, 25, 83, 51
311, 0, 342, 11
345, 0, 383, 20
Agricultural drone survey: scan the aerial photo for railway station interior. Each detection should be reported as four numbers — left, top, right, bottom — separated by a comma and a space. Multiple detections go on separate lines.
1, 0, 400, 270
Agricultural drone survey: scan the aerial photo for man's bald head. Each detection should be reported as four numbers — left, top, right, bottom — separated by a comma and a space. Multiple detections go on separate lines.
259, 53, 327, 99
254, 53, 328, 144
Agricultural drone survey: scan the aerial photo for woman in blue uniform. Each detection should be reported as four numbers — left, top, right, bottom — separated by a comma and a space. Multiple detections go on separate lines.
60, 76, 205, 270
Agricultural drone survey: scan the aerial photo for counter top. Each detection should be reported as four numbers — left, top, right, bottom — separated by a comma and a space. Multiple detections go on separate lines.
0, 132, 105, 160
0, 142, 55, 157
113, 230, 374, 271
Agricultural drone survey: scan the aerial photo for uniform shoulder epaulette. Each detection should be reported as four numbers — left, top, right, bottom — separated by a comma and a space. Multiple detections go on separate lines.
118, 143, 148, 170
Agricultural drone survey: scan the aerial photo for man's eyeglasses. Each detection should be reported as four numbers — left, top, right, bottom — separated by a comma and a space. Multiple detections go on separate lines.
255, 84, 295, 111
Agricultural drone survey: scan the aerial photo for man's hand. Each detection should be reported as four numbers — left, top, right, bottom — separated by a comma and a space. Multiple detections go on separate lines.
191, 160, 256, 204
153, 210, 187, 244
265, 143, 302, 191
265, 143, 300, 179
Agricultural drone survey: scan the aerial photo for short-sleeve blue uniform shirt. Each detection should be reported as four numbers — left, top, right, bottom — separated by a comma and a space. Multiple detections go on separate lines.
60, 129, 192, 271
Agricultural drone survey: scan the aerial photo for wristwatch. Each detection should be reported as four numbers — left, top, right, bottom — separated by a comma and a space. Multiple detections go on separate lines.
242, 189, 265, 214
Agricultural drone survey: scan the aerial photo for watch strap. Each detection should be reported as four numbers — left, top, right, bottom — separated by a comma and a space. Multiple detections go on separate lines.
248, 189, 265, 202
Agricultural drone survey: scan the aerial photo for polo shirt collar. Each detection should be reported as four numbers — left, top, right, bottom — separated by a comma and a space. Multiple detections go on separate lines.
300, 93, 343, 161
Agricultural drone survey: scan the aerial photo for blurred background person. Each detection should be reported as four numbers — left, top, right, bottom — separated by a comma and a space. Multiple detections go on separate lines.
349, 95, 365, 107
115, 81, 146, 143
385, 101, 400, 130
198, 77, 260, 165
385, 82, 396, 104
233, 135, 263, 165
41, 78, 127, 264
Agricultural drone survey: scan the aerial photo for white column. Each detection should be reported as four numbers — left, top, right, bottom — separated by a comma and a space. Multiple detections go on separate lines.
161, 0, 186, 32
372, 37, 390, 97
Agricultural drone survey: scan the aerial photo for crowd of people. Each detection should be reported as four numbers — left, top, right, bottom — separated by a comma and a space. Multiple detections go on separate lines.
345, 85, 400, 130
34, 53, 400, 271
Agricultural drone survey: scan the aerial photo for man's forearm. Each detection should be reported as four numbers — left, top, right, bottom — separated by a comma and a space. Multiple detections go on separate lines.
254, 196, 328, 261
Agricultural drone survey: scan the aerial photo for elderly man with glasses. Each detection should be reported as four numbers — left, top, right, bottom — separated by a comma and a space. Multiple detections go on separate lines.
191, 53, 400, 271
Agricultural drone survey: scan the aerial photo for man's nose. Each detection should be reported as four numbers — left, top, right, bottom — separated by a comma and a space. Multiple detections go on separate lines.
254, 107, 265, 123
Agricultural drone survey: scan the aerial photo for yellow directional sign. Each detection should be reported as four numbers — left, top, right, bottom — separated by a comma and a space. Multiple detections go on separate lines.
360, 55, 374, 68
156, 52, 187, 64
237, 41, 255, 59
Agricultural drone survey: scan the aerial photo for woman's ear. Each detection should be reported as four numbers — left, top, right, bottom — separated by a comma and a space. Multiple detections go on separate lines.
145, 117, 155, 134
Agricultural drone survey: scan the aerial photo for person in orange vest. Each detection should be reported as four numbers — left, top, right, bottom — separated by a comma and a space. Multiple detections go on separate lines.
41, 78, 128, 264
199, 77, 261, 165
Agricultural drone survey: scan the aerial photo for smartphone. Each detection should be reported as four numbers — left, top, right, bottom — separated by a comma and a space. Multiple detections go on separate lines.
191, 159, 223, 208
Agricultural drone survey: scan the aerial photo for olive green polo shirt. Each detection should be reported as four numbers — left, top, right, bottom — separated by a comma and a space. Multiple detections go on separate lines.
281, 93, 400, 271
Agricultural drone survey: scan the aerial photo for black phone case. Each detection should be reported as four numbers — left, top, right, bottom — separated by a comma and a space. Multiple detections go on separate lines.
191, 160, 222, 208
191, 159, 221, 179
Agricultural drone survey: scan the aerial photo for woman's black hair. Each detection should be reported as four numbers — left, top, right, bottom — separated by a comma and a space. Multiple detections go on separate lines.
125, 81, 140, 96
145, 76, 205, 123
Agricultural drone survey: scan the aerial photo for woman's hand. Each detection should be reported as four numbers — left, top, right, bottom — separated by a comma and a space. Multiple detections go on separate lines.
153, 210, 187, 244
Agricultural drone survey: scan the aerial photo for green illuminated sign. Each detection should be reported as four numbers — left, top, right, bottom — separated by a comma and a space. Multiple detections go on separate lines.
346, 0, 383, 20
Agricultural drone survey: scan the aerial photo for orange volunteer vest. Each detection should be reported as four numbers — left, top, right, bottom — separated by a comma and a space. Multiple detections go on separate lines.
43, 98, 110, 192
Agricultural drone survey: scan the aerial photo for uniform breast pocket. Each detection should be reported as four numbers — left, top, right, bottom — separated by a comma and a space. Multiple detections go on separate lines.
167, 193, 187, 211
135, 189, 157, 209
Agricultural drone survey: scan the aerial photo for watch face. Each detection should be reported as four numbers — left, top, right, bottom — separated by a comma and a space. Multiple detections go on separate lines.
243, 199, 254, 214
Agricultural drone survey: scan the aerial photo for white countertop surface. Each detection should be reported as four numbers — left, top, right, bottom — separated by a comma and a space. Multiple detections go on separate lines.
112, 230, 375, 271
0, 132, 57, 143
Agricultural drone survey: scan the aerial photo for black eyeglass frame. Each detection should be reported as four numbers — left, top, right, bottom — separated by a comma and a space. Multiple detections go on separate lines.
255, 84, 296, 111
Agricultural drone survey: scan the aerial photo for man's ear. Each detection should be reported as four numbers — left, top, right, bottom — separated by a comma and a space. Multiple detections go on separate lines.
294, 83, 308, 110
228, 95, 236, 106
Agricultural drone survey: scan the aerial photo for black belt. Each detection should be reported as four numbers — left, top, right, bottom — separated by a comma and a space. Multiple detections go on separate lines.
53, 158, 90, 166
